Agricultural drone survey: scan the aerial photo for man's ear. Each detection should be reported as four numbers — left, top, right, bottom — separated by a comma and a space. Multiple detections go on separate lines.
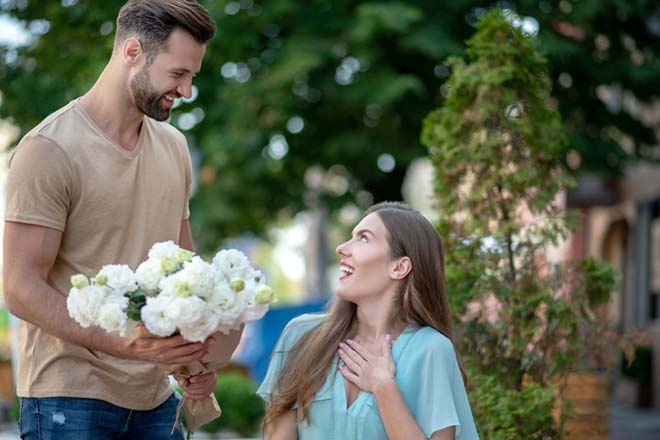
122, 37, 142, 67
389, 256, 412, 280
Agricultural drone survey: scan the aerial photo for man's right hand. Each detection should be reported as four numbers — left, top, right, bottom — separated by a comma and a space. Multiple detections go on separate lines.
122, 325, 213, 365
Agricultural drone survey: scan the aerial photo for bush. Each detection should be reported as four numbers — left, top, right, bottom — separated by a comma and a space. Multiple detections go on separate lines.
199, 372, 265, 436
468, 374, 561, 440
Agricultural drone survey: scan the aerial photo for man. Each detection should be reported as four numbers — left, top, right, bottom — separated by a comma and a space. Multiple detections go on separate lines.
3, 1, 241, 438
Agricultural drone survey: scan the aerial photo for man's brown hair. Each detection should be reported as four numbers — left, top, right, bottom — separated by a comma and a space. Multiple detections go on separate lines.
115, 0, 216, 63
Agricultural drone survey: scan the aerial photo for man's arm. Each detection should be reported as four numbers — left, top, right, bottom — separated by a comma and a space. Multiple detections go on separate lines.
3, 221, 211, 364
179, 219, 194, 251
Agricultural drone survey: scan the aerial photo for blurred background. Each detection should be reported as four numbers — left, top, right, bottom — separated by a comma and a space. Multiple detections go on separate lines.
0, 0, 659, 438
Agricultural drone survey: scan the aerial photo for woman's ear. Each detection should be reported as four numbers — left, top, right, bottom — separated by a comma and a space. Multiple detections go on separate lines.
389, 256, 412, 280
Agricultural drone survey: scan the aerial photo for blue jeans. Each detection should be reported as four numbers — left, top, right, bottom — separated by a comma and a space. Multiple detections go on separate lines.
19, 394, 184, 440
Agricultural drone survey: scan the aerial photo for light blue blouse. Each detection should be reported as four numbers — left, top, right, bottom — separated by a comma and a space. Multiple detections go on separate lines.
257, 313, 480, 440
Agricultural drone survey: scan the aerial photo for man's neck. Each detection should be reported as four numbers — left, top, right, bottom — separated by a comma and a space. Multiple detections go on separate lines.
79, 65, 144, 151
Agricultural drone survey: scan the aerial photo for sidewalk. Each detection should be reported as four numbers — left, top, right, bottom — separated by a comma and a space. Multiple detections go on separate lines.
610, 403, 660, 440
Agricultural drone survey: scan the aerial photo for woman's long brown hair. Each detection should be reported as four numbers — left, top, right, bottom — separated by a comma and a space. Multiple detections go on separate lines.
263, 201, 464, 429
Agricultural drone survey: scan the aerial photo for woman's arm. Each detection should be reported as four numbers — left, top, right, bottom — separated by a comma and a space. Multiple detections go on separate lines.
338, 337, 455, 440
265, 409, 297, 440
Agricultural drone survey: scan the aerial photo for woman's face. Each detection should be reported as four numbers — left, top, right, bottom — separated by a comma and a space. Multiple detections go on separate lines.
335, 212, 397, 301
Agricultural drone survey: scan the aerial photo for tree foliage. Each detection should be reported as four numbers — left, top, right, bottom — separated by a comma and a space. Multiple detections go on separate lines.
422, 10, 621, 438
1, 1, 658, 249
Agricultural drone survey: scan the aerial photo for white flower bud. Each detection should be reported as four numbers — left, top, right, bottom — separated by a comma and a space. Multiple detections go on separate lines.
71, 274, 89, 289
230, 277, 245, 293
255, 285, 274, 304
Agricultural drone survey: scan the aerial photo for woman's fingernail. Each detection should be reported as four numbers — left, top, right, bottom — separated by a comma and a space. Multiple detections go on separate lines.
346, 339, 353, 344
385, 334, 391, 343
338, 349, 344, 355
339, 342, 344, 348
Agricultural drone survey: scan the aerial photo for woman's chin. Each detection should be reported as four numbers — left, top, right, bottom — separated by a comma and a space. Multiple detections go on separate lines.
335, 287, 350, 301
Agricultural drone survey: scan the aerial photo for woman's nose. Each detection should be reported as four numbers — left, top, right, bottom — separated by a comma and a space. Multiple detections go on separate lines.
336, 242, 349, 256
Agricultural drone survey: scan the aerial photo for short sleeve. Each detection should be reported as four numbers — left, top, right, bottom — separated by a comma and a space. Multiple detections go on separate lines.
5, 135, 74, 231
180, 138, 192, 221
414, 333, 465, 437
256, 314, 325, 404
256, 327, 288, 404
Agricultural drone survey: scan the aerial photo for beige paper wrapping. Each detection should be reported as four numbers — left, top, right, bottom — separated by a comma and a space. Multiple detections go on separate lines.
163, 332, 234, 431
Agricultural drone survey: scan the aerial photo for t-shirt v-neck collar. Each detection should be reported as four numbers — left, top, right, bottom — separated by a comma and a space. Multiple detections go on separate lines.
73, 98, 148, 159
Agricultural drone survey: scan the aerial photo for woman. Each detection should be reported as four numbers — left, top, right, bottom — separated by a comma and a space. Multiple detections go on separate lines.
257, 202, 479, 439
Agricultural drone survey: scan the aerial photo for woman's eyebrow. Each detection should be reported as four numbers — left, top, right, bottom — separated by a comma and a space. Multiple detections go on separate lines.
351, 228, 375, 237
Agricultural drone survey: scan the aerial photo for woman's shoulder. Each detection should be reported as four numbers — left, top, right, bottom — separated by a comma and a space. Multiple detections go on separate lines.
406, 325, 457, 361
277, 313, 326, 350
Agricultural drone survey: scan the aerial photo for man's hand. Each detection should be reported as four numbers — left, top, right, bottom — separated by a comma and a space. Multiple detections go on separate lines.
175, 371, 217, 400
123, 325, 214, 365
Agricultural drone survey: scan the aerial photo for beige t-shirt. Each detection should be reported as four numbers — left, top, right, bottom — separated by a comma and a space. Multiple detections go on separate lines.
4, 99, 192, 410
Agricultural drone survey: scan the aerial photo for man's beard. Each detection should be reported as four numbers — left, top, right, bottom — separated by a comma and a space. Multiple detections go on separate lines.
130, 66, 172, 121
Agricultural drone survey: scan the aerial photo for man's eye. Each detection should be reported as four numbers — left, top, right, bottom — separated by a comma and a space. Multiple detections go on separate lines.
172, 72, 183, 78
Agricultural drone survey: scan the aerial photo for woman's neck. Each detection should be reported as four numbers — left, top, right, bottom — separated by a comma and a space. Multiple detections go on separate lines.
353, 305, 406, 344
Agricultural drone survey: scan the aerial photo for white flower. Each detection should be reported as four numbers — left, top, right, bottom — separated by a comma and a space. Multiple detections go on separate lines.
251, 269, 266, 284
148, 241, 181, 260
179, 309, 220, 342
238, 279, 270, 323
158, 274, 181, 298
176, 257, 217, 299
97, 264, 138, 295
135, 258, 165, 293
66, 242, 273, 342
210, 283, 237, 309
97, 296, 129, 334
165, 296, 207, 327
212, 249, 251, 279
241, 303, 269, 323
67, 285, 107, 328
141, 296, 177, 337
211, 281, 243, 325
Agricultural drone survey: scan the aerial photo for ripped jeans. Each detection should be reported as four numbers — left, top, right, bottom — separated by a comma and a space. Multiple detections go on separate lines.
18, 394, 184, 440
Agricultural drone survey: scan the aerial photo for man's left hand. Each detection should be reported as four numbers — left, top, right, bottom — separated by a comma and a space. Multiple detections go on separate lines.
176, 371, 217, 400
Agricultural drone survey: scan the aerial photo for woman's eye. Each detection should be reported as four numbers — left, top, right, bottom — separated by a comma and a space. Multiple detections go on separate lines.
359, 234, 368, 242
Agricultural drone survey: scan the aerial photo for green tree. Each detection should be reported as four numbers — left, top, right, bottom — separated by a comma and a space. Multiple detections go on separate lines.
421, 9, 619, 438
1, 1, 658, 250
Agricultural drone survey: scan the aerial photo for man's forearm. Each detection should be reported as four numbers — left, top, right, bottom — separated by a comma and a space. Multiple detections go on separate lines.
7, 277, 128, 358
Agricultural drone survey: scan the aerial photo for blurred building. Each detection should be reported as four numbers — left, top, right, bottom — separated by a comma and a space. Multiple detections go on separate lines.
568, 165, 660, 408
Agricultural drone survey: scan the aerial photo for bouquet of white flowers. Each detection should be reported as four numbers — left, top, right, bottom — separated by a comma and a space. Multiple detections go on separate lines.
66, 241, 275, 431
67, 241, 274, 342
